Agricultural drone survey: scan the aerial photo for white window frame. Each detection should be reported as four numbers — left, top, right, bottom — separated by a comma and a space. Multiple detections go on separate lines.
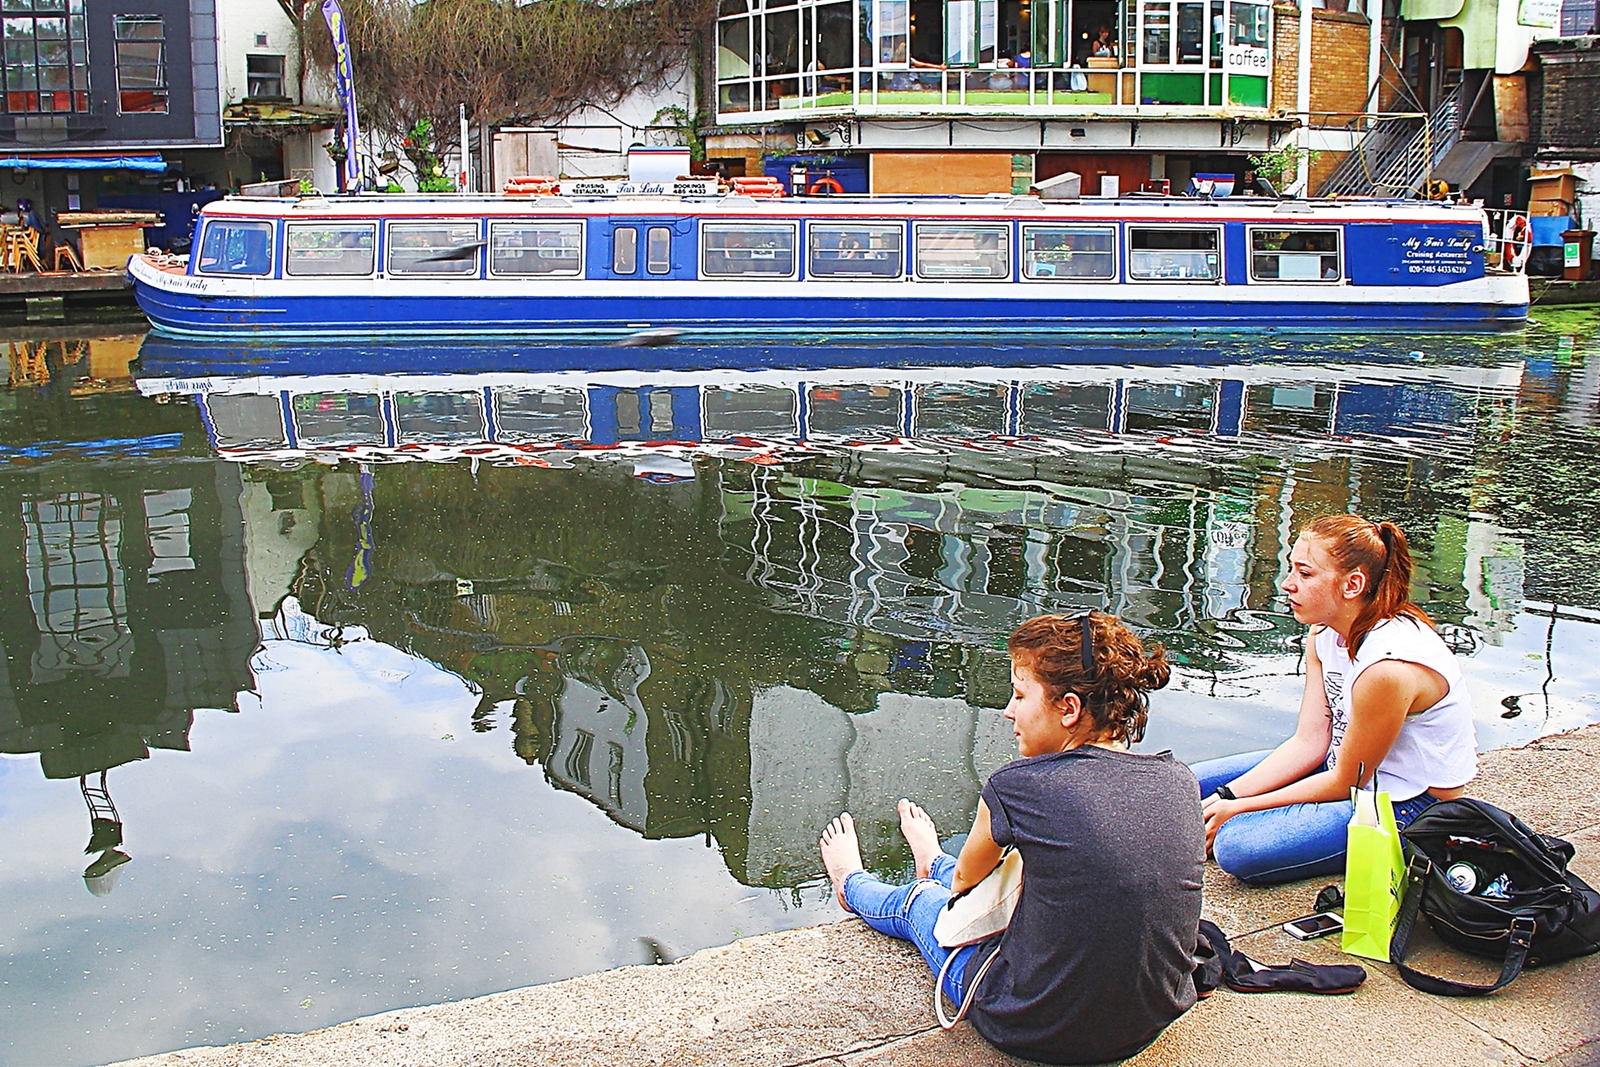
195, 219, 275, 276
1245, 225, 1342, 284
1125, 225, 1221, 282
489, 219, 585, 277
701, 221, 800, 279
807, 221, 905, 280
284, 221, 377, 278
386, 220, 482, 278
913, 222, 1012, 281
1020, 223, 1118, 281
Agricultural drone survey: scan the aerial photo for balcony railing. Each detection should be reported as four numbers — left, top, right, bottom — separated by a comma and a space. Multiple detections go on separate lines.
717, 64, 1271, 121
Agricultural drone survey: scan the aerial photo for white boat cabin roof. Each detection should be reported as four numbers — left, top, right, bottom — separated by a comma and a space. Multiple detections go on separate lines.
202, 193, 1486, 227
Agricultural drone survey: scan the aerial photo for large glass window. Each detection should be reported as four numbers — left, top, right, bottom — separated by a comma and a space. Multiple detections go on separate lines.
703, 222, 797, 277
1128, 227, 1219, 280
113, 15, 166, 114
285, 223, 376, 277
2, 0, 88, 114
388, 222, 481, 276
809, 223, 904, 278
1249, 228, 1340, 282
1141, 0, 1171, 64
1176, 1, 1204, 63
914, 223, 1010, 279
877, 0, 909, 63
1022, 225, 1116, 279
196, 220, 274, 276
491, 221, 583, 276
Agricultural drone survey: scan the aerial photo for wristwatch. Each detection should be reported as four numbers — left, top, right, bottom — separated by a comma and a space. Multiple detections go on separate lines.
1213, 784, 1237, 801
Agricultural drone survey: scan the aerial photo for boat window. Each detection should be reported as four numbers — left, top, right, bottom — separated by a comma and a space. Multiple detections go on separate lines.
388, 222, 481, 276
1127, 227, 1220, 281
1248, 227, 1340, 282
647, 226, 672, 274
490, 221, 583, 276
613, 227, 638, 274
914, 223, 1010, 280
1022, 225, 1116, 280
196, 219, 274, 276
808, 223, 903, 278
284, 222, 376, 277
702, 222, 797, 277
291, 393, 383, 446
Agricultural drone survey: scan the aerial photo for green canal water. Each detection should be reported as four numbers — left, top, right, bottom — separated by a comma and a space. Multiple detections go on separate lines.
5, 317, 1600, 1065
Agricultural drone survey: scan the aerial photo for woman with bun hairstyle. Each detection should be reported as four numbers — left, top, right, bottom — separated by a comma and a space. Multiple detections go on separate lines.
1193, 514, 1477, 885
819, 612, 1205, 1065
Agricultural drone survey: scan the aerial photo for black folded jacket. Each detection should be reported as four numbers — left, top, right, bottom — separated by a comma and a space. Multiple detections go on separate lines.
1198, 920, 1367, 995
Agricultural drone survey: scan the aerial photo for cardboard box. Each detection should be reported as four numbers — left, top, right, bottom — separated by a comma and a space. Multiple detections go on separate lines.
1530, 199, 1575, 217
1529, 168, 1578, 207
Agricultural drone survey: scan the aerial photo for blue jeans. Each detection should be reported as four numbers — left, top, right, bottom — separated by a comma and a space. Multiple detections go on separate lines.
1190, 749, 1441, 886
843, 853, 987, 1005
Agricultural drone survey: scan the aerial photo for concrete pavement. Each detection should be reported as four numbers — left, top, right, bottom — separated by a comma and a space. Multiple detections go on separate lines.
108, 724, 1600, 1067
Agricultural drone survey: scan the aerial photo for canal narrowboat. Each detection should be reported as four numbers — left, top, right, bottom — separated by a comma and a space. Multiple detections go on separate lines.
126, 185, 1530, 339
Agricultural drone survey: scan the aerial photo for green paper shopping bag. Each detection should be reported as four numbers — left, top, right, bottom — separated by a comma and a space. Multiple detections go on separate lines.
1341, 783, 1405, 961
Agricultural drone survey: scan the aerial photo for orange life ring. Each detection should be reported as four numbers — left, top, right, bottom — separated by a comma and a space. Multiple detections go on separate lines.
808, 176, 844, 196
1501, 214, 1531, 270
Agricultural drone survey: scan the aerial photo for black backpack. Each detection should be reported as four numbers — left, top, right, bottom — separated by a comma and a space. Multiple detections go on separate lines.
1389, 798, 1600, 995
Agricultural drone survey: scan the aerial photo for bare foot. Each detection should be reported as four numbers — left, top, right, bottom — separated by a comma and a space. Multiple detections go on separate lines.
898, 799, 943, 880
819, 813, 864, 912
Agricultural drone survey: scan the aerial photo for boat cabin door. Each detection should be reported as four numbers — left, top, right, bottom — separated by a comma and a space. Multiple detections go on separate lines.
602, 218, 694, 280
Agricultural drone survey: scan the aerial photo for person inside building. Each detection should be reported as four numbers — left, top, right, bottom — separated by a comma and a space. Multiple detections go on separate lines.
1191, 514, 1477, 885
17, 198, 44, 233
818, 611, 1204, 1065
1092, 26, 1116, 56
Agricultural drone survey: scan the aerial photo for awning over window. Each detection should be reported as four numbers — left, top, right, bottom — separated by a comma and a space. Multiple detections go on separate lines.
0, 153, 168, 172
1399, 0, 1466, 19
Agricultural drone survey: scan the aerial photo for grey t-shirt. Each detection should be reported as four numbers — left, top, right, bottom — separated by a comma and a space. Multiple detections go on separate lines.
969, 746, 1205, 1065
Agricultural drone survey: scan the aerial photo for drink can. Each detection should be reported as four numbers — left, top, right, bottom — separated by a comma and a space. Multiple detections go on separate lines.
1445, 861, 1481, 894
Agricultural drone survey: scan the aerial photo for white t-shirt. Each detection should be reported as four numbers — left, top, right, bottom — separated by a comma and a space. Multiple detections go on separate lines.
1315, 615, 1477, 801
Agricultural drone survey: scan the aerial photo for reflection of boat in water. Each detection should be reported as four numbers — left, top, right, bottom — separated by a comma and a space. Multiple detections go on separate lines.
135, 337, 1524, 467
126, 191, 1527, 339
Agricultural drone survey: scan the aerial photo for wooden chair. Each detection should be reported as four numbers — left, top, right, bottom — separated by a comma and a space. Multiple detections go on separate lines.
53, 241, 82, 272
10, 227, 43, 273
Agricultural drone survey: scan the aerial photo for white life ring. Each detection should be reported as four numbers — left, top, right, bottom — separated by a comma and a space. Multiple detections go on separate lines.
1501, 214, 1531, 270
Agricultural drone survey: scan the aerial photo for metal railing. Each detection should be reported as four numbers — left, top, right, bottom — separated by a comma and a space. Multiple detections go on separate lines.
1483, 207, 1531, 275
1316, 84, 1462, 198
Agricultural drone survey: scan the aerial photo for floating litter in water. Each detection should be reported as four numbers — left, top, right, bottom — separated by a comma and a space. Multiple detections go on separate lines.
1409, 351, 1425, 359
614, 327, 683, 348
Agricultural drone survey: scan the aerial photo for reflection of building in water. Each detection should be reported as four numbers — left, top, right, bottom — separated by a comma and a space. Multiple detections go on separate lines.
719, 460, 1247, 648
0, 464, 258, 888
542, 638, 654, 831
1463, 520, 1526, 642
741, 686, 1016, 886
240, 470, 325, 618
195, 357, 1532, 888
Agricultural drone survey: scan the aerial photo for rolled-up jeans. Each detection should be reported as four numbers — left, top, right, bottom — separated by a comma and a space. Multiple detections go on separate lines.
1190, 749, 1441, 885
842, 853, 988, 1005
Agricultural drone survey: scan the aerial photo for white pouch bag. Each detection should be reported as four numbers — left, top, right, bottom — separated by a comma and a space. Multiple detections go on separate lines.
931, 849, 1022, 1028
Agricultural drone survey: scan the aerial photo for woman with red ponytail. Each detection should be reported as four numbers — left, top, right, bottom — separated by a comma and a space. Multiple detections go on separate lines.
1191, 514, 1478, 885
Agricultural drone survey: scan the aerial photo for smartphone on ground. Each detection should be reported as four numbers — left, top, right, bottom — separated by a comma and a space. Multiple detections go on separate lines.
1282, 912, 1344, 940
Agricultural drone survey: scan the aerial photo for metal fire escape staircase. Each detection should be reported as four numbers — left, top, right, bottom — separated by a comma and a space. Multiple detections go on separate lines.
1316, 83, 1463, 198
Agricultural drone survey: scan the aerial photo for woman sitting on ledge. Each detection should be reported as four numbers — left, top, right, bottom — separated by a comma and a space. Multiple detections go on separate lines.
819, 612, 1204, 1065
1193, 514, 1477, 885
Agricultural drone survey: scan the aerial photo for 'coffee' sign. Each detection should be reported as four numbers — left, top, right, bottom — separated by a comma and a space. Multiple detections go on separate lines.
1224, 45, 1268, 72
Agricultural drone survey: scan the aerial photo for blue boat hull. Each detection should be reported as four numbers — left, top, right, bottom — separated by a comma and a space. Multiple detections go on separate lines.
134, 283, 1526, 339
